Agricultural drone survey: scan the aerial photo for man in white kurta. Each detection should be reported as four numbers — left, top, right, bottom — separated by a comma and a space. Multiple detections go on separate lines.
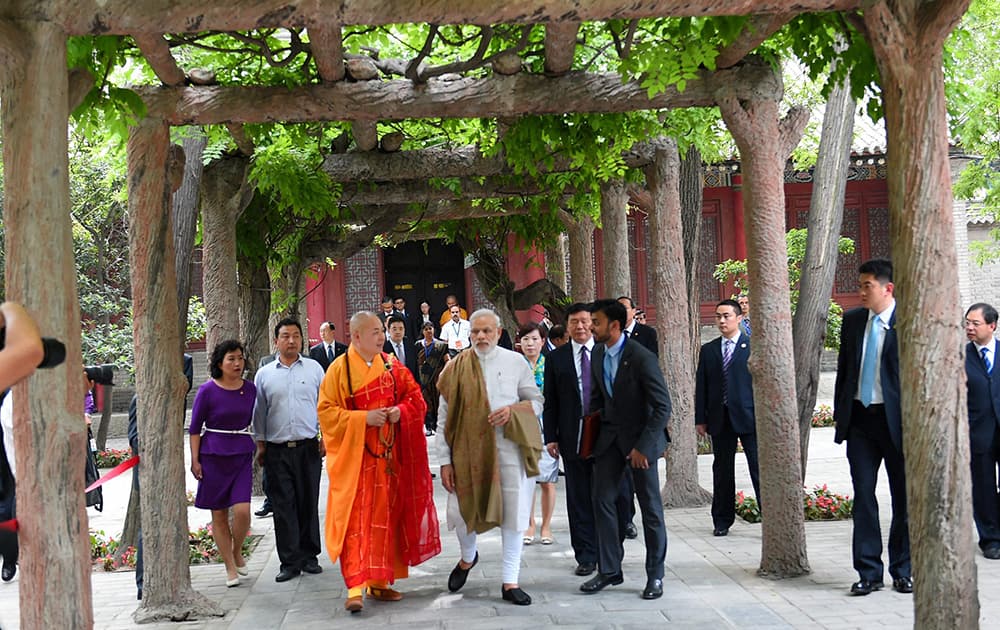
438, 309, 543, 606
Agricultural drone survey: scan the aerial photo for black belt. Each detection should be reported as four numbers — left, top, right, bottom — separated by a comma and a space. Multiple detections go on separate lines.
268, 440, 313, 448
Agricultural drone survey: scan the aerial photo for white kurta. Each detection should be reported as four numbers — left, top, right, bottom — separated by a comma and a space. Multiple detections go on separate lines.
438, 346, 544, 531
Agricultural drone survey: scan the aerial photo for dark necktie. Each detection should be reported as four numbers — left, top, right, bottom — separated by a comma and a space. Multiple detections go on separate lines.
580, 346, 592, 411
327, 344, 334, 363
983, 347, 992, 374
722, 339, 733, 404
623, 329, 630, 339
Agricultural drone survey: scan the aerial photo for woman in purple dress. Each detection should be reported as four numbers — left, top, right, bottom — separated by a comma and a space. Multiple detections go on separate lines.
189, 340, 256, 587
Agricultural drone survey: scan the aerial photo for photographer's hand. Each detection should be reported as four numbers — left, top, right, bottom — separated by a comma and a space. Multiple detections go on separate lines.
0, 302, 44, 391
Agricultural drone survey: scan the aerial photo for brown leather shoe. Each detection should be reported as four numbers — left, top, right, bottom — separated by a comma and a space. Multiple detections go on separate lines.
344, 595, 364, 613
366, 585, 403, 601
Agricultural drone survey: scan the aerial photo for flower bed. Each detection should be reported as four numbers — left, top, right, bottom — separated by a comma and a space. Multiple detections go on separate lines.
734, 485, 853, 524
90, 525, 258, 571
94, 448, 133, 468
811, 404, 835, 428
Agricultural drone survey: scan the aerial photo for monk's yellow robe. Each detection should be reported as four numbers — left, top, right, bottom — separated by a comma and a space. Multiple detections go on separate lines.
317, 346, 440, 588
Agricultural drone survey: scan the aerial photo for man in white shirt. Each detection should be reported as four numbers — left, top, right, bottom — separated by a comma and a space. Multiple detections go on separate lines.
440, 306, 472, 356
437, 309, 543, 606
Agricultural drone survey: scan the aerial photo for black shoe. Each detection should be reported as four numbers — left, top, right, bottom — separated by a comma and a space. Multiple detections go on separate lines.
501, 586, 532, 605
447, 552, 478, 592
624, 523, 638, 539
302, 561, 323, 574
713, 526, 729, 537
580, 572, 624, 593
984, 546, 1000, 560
275, 568, 301, 583
254, 506, 272, 518
642, 578, 663, 600
850, 579, 884, 595
892, 576, 913, 594
1, 562, 14, 582
574, 563, 596, 576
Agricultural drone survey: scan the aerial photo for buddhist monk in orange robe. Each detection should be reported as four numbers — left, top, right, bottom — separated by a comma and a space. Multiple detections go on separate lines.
318, 311, 440, 613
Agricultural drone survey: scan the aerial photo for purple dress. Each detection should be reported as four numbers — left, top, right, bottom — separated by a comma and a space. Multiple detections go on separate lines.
189, 379, 256, 510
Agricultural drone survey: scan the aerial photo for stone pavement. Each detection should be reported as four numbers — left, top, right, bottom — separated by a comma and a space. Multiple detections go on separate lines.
3, 380, 1000, 628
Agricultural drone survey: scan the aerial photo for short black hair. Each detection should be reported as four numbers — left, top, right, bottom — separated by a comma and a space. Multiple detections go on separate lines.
565, 302, 591, 317
386, 315, 407, 329
518, 322, 548, 339
274, 317, 303, 340
717, 298, 742, 315
548, 324, 567, 340
421, 321, 435, 331
326, 321, 336, 331
209, 339, 245, 379
616, 296, 635, 308
967, 303, 999, 326
859, 258, 893, 284
590, 298, 627, 331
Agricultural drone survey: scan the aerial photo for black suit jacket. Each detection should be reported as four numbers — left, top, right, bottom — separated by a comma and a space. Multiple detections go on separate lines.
833, 306, 902, 450
309, 341, 347, 372
383, 337, 419, 379
543, 342, 588, 458
967, 341, 1000, 454
589, 338, 671, 461
626, 322, 659, 356
695, 332, 755, 436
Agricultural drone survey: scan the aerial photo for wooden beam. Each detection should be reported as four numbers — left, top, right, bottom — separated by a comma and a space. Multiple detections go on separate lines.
133, 32, 185, 85
346, 199, 530, 223
338, 175, 553, 205
34, 1, 863, 35
139, 61, 779, 125
309, 24, 345, 82
715, 13, 794, 69
544, 22, 579, 75
352, 120, 377, 151
322, 143, 655, 182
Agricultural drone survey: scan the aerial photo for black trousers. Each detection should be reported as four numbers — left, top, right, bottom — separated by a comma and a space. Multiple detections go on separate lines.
592, 450, 666, 579
265, 441, 322, 571
846, 402, 910, 581
710, 411, 761, 530
971, 429, 1000, 550
0, 492, 16, 571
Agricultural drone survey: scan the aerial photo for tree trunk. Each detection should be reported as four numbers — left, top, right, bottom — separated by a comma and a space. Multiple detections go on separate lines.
127, 118, 223, 622
680, 144, 704, 367
173, 130, 207, 344
545, 235, 567, 294
864, 3, 977, 627
717, 73, 811, 577
600, 179, 630, 298
238, 253, 273, 377
645, 139, 711, 508
270, 256, 307, 328
792, 77, 854, 479
1, 21, 93, 630
563, 210, 596, 302
94, 384, 114, 451
201, 155, 252, 351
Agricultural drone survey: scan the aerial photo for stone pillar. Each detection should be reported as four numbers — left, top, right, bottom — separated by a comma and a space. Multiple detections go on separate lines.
600, 179, 630, 298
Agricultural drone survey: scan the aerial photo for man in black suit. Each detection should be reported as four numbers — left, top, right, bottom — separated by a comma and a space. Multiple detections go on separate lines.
617, 296, 658, 356
308, 321, 347, 372
383, 315, 418, 378
964, 302, 1000, 559
393, 296, 422, 341
580, 299, 671, 601
695, 299, 760, 537
544, 303, 631, 578
833, 258, 911, 596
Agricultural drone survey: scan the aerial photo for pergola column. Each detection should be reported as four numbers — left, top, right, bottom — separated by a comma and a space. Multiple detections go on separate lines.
562, 210, 596, 302
717, 85, 811, 577
600, 179, 630, 298
127, 117, 222, 620
644, 139, 709, 507
0, 20, 91, 630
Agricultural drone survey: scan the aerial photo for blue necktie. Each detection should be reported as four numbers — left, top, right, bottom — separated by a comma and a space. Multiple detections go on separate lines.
982, 347, 992, 374
327, 344, 334, 363
859, 315, 880, 407
722, 339, 733, 405
580, 346, 592, 410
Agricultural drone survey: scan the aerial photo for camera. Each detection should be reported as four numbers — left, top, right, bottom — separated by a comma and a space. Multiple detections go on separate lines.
0, 328, 66, 369
84, 364, 116, 386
